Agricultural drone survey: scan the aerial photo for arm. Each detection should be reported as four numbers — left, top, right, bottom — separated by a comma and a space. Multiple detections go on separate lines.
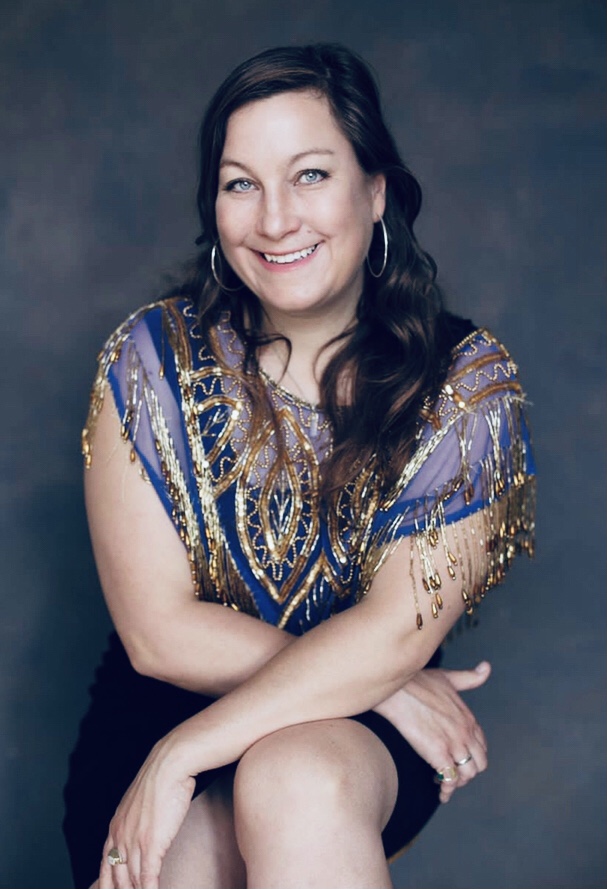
86, 389, 295, 696
89, 315, 533, 707
95, 325, 534, 885
89, 385, 469, 740
90, 391, 485, 793
148, 530, 469, 771
90, 392, 485, 774
99, 519, 472, 888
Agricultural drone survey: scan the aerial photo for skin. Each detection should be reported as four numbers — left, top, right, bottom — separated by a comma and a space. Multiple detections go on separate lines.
215, 90, 386, 400
88, 92, 491, 889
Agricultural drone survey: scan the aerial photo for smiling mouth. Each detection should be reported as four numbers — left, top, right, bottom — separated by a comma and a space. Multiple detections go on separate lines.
262, 244, 318, 265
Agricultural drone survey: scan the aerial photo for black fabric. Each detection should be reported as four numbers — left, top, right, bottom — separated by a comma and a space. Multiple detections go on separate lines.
436, 311, 477, 357
63, 633, 442, 887
63, 634, 231, 887
352, 709, 440, 860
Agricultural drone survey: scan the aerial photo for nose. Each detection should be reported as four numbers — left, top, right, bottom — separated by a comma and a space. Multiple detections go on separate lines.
256, 186, 301, 241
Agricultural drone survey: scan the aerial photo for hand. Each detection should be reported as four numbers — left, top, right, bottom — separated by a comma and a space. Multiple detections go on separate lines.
374, 661, 491, 803
98, 737, 195, 889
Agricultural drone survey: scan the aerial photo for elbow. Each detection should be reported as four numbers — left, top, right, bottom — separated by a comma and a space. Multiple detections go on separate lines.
120, 631, 172, 683
120, 628, 215, 693
386, 628, 434, 687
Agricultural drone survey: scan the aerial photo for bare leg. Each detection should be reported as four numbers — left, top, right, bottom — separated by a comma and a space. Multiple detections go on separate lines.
88, 768, 245, 889
233, 719, 399, 889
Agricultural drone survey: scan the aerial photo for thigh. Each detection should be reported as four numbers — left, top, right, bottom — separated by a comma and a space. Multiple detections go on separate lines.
86, 771, 244, 889
158, 766, 246, 889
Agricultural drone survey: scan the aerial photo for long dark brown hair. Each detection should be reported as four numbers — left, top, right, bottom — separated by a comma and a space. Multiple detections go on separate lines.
169, 44, 452, 503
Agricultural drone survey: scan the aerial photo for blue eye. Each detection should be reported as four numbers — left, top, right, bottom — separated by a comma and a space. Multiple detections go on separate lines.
225, 179, 255, 193
298, 169, 328, 185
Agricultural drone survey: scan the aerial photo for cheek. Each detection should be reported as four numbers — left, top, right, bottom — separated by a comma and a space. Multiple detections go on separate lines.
327, 185, 375, 243
215, 200, 249, 248
215, 201, 232, 242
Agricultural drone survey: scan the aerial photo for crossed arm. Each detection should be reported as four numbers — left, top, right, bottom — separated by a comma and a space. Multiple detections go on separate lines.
87, 392, 490, 887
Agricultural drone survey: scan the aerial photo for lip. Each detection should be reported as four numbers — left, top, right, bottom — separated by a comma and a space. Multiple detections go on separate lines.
255, 243, 321, 271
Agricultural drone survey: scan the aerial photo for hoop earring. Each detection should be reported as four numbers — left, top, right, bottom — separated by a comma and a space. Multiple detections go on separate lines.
366, 217, 389, 279
211, 243, 243, 292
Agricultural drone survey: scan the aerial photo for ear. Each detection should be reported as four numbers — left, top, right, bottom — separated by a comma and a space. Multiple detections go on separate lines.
370, 173, 386, 221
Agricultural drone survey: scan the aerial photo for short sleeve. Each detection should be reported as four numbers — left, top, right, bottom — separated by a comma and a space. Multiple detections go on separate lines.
361, 329, 536, 625
81, 300, 205, 594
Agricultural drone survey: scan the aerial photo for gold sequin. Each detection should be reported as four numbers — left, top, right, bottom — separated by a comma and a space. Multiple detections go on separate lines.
82, 300, 536, 632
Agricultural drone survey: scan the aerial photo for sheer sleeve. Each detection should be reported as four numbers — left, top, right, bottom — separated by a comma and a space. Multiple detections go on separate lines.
81, 301, 205, 594
360, 329, 536, 627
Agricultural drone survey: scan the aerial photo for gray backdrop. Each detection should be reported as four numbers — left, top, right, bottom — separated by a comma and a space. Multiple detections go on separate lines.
1, 1, 605, 887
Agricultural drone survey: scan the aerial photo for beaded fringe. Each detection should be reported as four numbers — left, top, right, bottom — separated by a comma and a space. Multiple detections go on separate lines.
358, 395, 535, 628
83, 306, 535, 632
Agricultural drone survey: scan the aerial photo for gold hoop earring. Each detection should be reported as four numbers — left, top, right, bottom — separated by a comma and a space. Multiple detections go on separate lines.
211, 243, 243, 292
366, 217, 388, 278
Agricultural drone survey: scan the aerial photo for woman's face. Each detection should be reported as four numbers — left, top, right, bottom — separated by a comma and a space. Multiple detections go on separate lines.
215, 90, 385, 328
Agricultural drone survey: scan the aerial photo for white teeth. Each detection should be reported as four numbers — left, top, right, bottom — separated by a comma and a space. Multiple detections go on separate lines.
263, 245, 317, 264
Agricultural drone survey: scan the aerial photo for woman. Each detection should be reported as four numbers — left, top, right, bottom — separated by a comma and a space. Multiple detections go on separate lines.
64, 43, 535, 889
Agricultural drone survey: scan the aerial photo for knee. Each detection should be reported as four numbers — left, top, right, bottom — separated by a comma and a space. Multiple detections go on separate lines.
233, 722, 359, 840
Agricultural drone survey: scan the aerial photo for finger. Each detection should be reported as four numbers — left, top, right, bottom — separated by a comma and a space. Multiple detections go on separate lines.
99, 857, 114, 889
474, 721, 488, 753
437, 771, 459, 803
99, 841, 117, 889
453, 748, 475, 769
440, 782, 458, 803
444, 661, 492, 692
140, 857, 162, 889
456, 736, 488, 787
112, 857, 134, 889
452, 753, 479, 787
127, 847, 142, 889
469, 733, 488, 773
433, 761, 460, 803
104, 843, 132, 889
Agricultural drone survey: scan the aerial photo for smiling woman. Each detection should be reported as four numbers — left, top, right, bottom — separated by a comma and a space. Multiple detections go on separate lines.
215, 92, 385, 351
64, 43, 535, 889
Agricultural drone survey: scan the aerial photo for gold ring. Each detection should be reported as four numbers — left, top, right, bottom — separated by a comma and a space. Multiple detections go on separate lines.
435, 765, 458, 783
107, 847, 127, 866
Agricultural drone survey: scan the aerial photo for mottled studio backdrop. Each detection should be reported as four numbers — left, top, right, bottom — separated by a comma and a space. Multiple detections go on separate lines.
1, 1, 605, 887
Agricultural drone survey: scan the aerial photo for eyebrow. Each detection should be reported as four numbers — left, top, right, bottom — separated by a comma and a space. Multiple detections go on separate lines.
219, 148, 336, 171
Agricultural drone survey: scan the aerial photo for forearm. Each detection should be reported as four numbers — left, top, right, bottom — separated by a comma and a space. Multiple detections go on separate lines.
164, 593, 439, 776
128, 598, 433, 714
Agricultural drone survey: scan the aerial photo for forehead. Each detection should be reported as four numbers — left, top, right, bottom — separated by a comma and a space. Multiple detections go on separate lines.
221, 91, 355, 162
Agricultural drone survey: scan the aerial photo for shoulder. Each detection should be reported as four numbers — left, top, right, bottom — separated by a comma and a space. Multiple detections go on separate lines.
94, 296, 204, 379
446, 326, 522, 404
100, 296, 197, 354
421, 320, 525, 433
83, 296, 201, 467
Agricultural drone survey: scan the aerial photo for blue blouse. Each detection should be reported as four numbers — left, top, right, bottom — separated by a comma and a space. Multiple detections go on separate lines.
83, 297, 535, 635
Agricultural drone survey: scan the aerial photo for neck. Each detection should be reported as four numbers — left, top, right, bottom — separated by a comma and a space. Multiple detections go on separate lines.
260, 304, 357, 365
256, 309, 356, 406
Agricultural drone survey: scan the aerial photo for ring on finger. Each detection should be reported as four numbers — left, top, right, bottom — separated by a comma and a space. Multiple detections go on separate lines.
435, 765, 458, 783
107, 847, 127, 867
454, 752, 473, 766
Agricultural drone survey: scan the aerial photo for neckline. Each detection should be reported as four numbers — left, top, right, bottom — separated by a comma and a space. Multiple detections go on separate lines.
258, 367, 321, 412
213, 310, 323, 411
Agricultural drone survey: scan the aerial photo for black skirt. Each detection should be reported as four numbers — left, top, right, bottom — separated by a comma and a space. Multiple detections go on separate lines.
63, 633, 441, 888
